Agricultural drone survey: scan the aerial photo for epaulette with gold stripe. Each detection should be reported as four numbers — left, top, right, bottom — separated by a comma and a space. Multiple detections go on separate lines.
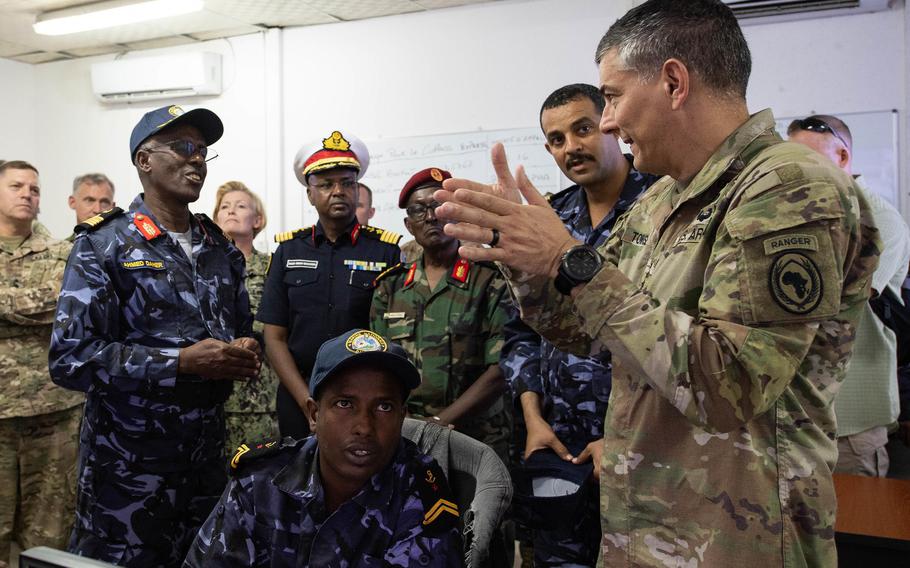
361, 225, 402, 246
372, 262, 408, 286
274, 226, 313, 243
75, 207, 124, 233
230, 439, 280, 471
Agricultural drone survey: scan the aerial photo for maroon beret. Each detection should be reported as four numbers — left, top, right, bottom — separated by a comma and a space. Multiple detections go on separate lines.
398, 167, 452, 208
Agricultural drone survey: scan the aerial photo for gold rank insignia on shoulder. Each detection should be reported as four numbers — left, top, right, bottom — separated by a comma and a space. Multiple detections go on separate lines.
275, 227, 312, 243
423, 498, 459, 525
75, 206, 124, 233
230, 439, 280, 470
361, 225, 402, 246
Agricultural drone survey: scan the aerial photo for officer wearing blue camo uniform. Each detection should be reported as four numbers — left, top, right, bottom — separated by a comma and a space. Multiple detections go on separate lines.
500, 84, 657, 567
49, 104, 261, 567
185, 329, 463, 567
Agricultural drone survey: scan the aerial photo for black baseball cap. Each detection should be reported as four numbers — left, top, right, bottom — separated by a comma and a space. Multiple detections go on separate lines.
309, 329, 421, 399
129, 104, 223, 162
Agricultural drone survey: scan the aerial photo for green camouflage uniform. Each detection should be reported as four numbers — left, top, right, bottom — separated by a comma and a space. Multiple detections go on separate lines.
504, 110, 881, 567
371, 253, 513, 460
224, 249, 278, 456
0, 224, 82, 565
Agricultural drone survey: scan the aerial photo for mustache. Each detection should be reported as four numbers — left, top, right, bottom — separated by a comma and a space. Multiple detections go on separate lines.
566, 152, 596, 166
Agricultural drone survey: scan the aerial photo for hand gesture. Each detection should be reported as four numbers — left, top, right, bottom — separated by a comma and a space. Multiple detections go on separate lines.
435, 142, 577, 277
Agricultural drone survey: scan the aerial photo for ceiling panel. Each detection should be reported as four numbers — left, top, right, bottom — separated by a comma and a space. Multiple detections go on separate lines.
0, 0, 505, 63
303, 0, 422, 21
206, 0, 338, 27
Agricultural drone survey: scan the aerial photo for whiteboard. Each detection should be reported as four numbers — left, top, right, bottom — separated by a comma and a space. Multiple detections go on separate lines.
775, 110, 900, 207
361, 127, 562, 238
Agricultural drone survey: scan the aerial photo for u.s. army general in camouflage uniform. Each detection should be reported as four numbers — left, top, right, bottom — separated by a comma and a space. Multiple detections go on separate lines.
432, 2, 882, 565
1, 160, 82, 567
49, 106, 258, 567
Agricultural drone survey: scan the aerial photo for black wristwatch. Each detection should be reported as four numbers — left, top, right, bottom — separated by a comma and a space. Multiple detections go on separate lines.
554, 244, 604, 295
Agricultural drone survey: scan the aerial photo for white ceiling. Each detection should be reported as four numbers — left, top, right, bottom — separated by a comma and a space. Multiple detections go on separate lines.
0, 0, 501, 64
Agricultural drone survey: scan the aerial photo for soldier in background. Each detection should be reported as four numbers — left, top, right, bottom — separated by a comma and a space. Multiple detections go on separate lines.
49, 105, 259, 567
0, 160, 81, 568
68, 173, 115, 236
185, 329, 462, 567
433, 0, 880, 565
788, 114, 910, 476
501, 83, 657, 567
356, 182, 375, 226
212, 181, 279, 456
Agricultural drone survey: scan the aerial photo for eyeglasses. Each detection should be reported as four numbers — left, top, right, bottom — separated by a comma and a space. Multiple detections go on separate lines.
405, 201, 441, 222
787, 118, 849, 149
144, 140, 218, 162
309, 179, 358, 192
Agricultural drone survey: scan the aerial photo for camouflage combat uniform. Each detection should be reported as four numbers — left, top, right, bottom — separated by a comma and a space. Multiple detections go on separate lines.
500, 158, 655, 566
49, 195, 252, 567
371, 255, 513, 461
185, 436, 463, 567
0, 226, 81, 566
224, 249, 278, 456
505, 110, 881, 566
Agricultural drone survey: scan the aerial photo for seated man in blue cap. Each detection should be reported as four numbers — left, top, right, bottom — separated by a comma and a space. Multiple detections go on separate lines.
185, 329, 464, 567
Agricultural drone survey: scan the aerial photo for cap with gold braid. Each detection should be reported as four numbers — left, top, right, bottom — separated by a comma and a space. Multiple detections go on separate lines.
293, 130, 370, 186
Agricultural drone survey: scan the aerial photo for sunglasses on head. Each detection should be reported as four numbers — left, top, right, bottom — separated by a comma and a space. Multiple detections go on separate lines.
787, 118, 849, 148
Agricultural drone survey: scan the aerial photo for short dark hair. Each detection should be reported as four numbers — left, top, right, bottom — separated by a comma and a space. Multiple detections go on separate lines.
539, 84, 605, 130
0, 160, 39, 177
595, 0, 751, 99
72, 173, 115, 195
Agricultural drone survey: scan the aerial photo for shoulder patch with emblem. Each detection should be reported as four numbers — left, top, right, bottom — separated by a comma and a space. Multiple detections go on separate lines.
416, 459, 459, 536
75, 207, 124, 233
229, 439, 283, 472
361, 225, 402, 246
769, 252, 823, 314
373, 262, 407, 286
275, 226, 313, 243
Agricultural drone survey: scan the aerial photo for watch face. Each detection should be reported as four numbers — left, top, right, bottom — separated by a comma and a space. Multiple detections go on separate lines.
565, 247, 602, 280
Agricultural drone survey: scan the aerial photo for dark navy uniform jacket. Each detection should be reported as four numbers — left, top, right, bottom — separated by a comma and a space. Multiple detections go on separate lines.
49, 193, 252, 467
256, 221, 401, 380
185, 436, 464, 567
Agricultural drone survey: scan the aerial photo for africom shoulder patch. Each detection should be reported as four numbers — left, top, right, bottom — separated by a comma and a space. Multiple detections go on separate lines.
738, 225, 840, 325
769, 252, 822, 314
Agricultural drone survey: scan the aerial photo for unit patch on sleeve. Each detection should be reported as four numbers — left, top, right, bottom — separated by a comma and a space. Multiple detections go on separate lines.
769, 252, 822, 314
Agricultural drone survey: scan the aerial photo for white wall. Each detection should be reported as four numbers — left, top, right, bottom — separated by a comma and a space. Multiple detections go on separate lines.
0, 0, 906, 242
29, 33, 269, 241
0, 58, 36, 164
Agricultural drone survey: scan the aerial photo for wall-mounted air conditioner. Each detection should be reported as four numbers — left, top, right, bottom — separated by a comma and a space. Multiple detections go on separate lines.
90, 52, 222, 104
722, 0, 893, 23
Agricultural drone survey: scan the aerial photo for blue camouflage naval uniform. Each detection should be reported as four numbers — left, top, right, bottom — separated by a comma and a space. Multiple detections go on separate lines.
257, 221, 401, 438
500, 158, 655, 566
185, 436, 464, 567
49, 194, 252, 567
